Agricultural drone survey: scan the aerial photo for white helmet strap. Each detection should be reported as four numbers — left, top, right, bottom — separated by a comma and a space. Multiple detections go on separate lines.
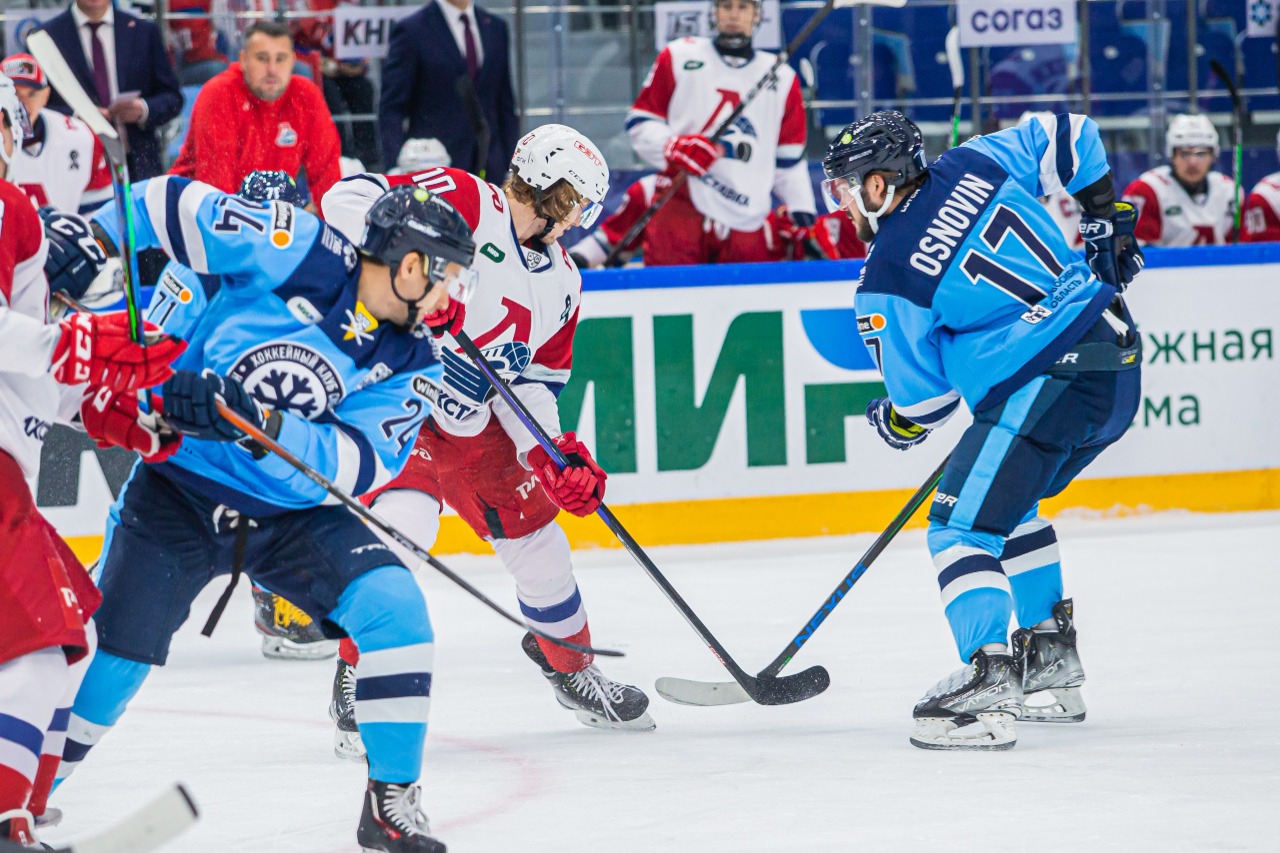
853, 183, 897, 234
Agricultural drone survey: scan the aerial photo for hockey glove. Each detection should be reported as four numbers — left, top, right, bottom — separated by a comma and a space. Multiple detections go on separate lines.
866, 397, 929, 451
160, 369, 280, 456
40, 208, 108, 301
663, 134, 721, 177
80, 384, 182, 463
1079, 202, 1145, 292
50, 311, 187, 391
422, 297, 465, 339
528, 432, 608, 517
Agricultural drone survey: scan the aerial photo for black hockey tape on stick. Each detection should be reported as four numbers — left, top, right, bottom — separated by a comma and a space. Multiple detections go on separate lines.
0, 783, 199, 853
450, 329, 827, 706
657, 454, 950, 707
455, 75, 491, 180
603, 0, 906, 266
1209, 59, 1244, 244
211, 399, 622, 659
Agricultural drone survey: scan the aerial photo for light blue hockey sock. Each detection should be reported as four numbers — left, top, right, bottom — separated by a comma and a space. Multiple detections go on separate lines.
929, 523, 1012, 662
1001, 515, 1064, 628
330, 566, 434, 784
58, 651, 151, 786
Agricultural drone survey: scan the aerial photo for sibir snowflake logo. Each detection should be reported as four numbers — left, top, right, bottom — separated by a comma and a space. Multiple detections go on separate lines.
228, 342, 344, 420
1251, 0, 1274, 27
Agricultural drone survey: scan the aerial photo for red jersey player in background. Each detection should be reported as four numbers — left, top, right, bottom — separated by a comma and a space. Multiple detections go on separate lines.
1242, 129, 1280, 243
320, 125, 653, 760
2, 54, 112, 214
1122, 113, 1238, 246
0, 76, 184, 846
625, 0, 817, 265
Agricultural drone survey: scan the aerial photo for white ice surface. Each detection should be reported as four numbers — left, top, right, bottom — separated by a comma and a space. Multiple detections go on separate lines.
43, 511, 1280, 853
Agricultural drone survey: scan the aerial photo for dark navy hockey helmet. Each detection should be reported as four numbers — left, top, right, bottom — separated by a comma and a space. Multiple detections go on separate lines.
361, 185, 479, 302
239, 169, 307, 207
822, 111, 927, 202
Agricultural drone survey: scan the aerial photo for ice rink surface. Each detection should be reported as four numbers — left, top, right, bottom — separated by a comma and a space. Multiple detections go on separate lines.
43, 510, 1280, 853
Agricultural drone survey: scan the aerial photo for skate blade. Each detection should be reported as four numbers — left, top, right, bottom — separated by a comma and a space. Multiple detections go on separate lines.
910, 711, 1018, 751
261, 636, 339, 661
34, 807, 62, 828
334, 728, 367, 761
573, 708, 656, 732
1021, 686, 1086, 723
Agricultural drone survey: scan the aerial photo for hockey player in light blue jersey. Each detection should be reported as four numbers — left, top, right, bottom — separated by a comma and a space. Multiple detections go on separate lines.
823, 111, 1145, 751
52, 178, 477, 852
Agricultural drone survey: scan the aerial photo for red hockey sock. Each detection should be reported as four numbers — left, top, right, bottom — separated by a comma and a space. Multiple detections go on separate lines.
537, 623, 593, 674
0, 764, 32, 814
25, 754, 58, 817
339, 637, 360, 666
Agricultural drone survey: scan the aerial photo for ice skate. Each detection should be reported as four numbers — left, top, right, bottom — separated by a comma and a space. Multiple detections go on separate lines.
1012, 598, 1087, 723
33, 806, 61, 828
0, 808, 38, 847
253, 584, 339, 661
910, 649, 1023, 751
357, 780, 445, 853
330, 657, 367, 760
521, 632, 655, 731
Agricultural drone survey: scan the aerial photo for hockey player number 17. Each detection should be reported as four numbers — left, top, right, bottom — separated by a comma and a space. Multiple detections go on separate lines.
959, 204, 1065, 322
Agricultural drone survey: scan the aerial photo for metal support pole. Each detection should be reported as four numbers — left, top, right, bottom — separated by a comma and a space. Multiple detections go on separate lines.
1078, 0, 1091, 114
853, 3, 874, 118
968, 46, 981, 136
515, 0, 527, 125
1187, 0, 1197, 110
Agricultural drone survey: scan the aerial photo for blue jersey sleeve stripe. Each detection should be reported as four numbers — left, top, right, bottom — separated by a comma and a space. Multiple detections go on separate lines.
777, 157, 802, 169
904, 394, 961, 427
177, 183, 217, 274
1054, 114, 1075, 189
144, 177, 185, 267
327, 416, 378, 497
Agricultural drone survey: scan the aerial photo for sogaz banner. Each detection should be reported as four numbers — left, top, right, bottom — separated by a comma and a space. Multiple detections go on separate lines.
956, 0, 1076, 48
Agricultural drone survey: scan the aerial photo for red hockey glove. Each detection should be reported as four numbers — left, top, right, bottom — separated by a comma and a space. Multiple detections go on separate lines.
527, 431, 608, 517
80, 385, 182, 462
422, 297, 465, 339
51, 311, 186, 392
664, 134, 722, 177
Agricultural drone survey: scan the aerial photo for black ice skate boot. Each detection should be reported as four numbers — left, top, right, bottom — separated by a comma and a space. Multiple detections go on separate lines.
0, 808, 38, 847
910, 649, 1024, 751
330, 657, 366, 760
521, 632, 655, 731
253, 583, 338, 661
357, 780, 445, 853
1012, 598, 1086, 723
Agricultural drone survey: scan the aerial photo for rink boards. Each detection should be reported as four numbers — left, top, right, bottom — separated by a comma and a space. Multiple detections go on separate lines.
41, 243, 1280, 559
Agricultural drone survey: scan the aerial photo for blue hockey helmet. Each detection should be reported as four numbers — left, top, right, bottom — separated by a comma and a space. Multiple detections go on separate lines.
239, 170, 307, 207
361, 185, 479, 309
822, 111, 927, 231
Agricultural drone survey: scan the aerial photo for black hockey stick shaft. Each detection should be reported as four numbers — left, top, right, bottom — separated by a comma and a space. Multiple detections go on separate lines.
455, 75, 491, 180
757, 454, 949, 679
213, 400, 622, 658
1209, 59, 1244, 244
603, 0, 844, 266
450, 330, 765, 689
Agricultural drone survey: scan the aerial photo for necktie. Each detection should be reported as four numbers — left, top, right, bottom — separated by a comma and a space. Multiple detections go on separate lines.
87, 21, 111, 106
460, 13, 479, 80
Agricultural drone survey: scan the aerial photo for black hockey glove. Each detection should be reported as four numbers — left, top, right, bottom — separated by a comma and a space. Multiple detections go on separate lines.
160, 369, 280, 456
1079, 202, 1144, 292
40, 207, 109, 300
866, 397, 928, 451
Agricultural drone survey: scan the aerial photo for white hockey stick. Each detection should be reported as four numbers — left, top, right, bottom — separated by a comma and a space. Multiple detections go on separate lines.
0, 784, 198, 853
945, 27, 964, 149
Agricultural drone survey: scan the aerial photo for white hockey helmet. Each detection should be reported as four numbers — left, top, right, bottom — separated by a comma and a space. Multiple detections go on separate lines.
1165, 113, 1219, 158
0, 74, 32, 166
394, 138, 451, 174
510, 124, 609, 228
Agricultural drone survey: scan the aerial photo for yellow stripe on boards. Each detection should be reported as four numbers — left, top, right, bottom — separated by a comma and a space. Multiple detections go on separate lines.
58, 467, 1280, 563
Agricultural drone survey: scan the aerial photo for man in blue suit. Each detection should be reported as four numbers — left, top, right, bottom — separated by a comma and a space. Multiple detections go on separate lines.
378, 0, 519, 180
37, 0, 183, 179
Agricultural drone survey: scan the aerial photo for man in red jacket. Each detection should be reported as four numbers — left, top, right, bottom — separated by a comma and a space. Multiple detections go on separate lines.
170, 20, 341, 205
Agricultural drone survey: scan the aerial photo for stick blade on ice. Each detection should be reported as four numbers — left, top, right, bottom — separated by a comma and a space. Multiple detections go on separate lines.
656, 677, 752, 706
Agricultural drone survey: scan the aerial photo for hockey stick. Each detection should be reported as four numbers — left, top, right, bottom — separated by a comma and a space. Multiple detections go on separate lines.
945, 27, 964, 149
455, 75, 491, 180
450, 330, 828, 706
657, 454, 949, 706
0, 783, 198, 853
602, 0, 907, 266
1209, 59, 1244, 244
212, 400, 622, 659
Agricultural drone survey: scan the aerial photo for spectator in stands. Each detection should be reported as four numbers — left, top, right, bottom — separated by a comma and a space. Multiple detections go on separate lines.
1242, 129, 1280, 243
290, 0, 380, 171
626, 0, 816, 265
170, 20, 342, 205
168, 0, 230, 86
3, 52, 112, 213
37, 0, 183, 179
378, 0, 519, 179
1122, 113, 1238, 246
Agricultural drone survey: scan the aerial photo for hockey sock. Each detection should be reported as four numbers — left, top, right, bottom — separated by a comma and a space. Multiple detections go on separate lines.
494, 524, 592, 672
0, 766, 32, 815
929, 524, 1013, 662
0, 647, 69, 810
58, 651, 150, 785
339, 638, 360, 666
537, 623, 593, 674
1001, 516, 1064, 628
330, 566, 433, 784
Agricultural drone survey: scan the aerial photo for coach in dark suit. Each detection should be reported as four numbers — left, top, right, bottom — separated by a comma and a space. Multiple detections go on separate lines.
39, 0, 183, 178
378, 0, 518, 180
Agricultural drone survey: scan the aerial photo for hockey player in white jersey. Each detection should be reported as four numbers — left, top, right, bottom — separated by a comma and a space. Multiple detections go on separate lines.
322, 124, 653, 759
0, 78, 185, 846
626, 0, 816, 265
2, 53, 112, 214
1122, 113, 1237, 246
1242, 129, 1280, 243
